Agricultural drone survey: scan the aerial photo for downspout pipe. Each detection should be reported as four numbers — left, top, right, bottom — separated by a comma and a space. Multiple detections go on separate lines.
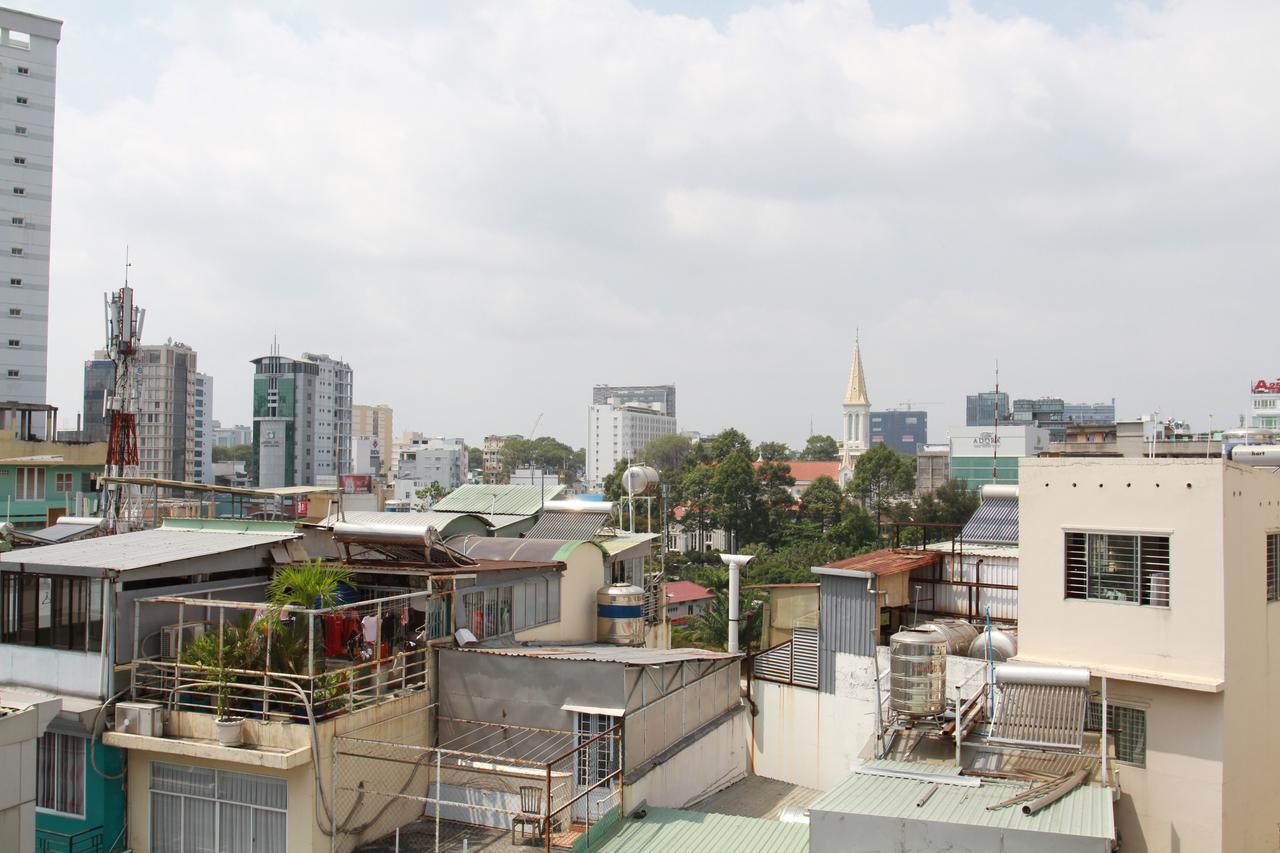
720, 554, 754, 654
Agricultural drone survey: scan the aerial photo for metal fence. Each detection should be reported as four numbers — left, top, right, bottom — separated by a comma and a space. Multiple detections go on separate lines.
332, 704, 623, 853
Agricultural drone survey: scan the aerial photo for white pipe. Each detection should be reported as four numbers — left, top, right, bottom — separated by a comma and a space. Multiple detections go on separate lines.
1101, 676, 1109, 785
720, 554, 754, 654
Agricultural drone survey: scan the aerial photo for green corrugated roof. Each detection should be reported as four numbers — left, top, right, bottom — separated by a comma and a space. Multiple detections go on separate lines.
595, 808, 809, 853
809, 770, 1115, 841
431, 483, 564, 516
593, 532, 659, 556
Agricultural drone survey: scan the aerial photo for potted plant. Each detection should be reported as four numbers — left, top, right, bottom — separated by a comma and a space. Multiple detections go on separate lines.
210, 662, 245, 747
181, 621, 256, 744
267, 560, 356, 678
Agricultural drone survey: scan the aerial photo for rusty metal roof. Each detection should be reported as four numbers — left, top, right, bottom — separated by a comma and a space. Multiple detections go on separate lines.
818, 548, 941, 577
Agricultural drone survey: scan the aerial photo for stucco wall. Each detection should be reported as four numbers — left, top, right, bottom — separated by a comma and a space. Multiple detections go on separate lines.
624, 708, 749, 811
515, 547, 601, 644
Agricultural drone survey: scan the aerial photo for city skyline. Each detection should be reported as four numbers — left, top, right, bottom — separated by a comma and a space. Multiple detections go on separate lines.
20, 0, 1279, 448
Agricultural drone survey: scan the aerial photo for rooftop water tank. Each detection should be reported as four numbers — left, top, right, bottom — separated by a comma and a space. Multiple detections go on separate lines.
889, 629, 947, 717
913, 619, 979, 655
1228, 445, 1280, 466
622, 466, 660, 496
966, 627, 1018, 662
596, 583, 645, 646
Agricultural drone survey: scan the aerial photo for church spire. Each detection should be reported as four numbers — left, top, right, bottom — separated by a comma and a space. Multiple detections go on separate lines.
844, 338, 869, 407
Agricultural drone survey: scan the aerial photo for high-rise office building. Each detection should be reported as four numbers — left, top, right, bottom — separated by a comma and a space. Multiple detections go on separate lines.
585, 403, 676, 489
137, 341, 198, 481
870, 409, 927, 455
193, 372, 212, 484
1063, 400, 1116, 425
81, 356, 113, 442
966, 391, 1010, 426
592, 384, 676, 418
0, 11, 60, 414
251, 351, 353, 487
352, 403, 393, 477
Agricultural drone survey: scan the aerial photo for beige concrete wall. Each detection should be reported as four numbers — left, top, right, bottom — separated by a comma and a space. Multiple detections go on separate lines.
1219, 463, 1280, 853
123, 691, 434, 853
517, 547, 603, 644
625, 709, 749, 811
1018, 458, 1226, 684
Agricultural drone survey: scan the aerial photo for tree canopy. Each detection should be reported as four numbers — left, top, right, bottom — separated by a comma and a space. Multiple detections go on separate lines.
798, 434, 840, 461
849, 444, 916, 518
755, 441, 792, 461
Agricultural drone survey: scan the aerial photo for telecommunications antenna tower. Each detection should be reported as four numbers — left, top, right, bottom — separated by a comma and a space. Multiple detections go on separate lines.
101, 252, 145, 532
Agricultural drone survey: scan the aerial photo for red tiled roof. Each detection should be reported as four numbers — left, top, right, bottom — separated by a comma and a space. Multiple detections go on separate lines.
666, 580, 715, 605
754, 460, 841, 483
822, 548, 941, 576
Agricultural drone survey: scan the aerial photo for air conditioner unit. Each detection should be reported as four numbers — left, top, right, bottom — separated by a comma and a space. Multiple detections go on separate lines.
159, 621, 208, 659
115, 701, 164, 737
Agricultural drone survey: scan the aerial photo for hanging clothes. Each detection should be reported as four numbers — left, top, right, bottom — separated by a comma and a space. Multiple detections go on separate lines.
361, 614, 379, 644
322, 615, 344, 657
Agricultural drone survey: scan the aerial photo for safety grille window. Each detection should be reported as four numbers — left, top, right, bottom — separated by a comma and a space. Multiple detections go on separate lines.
150, 762, 286, 853
1086, 702, 1146, 767
1268, 533, 1279, 602
1065, 532, 1170, 606
36, 732, 85, 816
458, 575, 559, 639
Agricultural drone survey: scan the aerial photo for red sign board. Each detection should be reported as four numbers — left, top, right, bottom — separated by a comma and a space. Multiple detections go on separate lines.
340, 474, 373, 494
1254, 379, 1280, 394
296, 500, 309, 517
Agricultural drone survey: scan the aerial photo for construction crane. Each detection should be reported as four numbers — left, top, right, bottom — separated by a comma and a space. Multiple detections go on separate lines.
100, 257, 145, 533
527, 413, 543, 440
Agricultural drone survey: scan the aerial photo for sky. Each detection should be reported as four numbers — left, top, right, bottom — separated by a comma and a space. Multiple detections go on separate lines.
26, 0, 1280, 449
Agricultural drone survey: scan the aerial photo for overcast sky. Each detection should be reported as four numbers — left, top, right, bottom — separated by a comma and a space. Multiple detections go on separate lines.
31, 0, 1280, 449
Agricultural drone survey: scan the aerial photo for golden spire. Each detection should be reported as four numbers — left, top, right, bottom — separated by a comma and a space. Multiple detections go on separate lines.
844, 339, 869, 407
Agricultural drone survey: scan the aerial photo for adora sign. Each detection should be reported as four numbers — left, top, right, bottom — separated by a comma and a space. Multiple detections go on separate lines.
1254, 379, 1280, 394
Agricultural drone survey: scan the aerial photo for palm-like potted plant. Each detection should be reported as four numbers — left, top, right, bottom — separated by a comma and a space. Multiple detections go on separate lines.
181, 628, 251, 747
266, 561, 355, 711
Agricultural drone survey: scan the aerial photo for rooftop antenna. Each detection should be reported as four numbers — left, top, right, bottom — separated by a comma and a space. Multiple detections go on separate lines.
102, 247, 145, 533
992, 360, 1000, 484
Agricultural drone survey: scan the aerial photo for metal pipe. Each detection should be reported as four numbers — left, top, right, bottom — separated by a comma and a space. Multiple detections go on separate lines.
720, 554, 754, 653
1101, 676, 1109, 785
1022, 769, 1089, 815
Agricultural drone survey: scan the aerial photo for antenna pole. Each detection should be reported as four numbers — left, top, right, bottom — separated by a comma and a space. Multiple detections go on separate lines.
991, 360, 1000, 484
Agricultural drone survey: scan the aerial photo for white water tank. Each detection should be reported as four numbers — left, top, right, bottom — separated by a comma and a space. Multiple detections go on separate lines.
913, 619, 979, 655
966, 628, 1018, 662
622, 466, 660, 495
1229, 445, 1280, 466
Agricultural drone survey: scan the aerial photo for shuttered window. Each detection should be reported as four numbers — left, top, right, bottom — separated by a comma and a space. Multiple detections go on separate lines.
1065, 532, 1170, 607
1267, 533, 1279, 603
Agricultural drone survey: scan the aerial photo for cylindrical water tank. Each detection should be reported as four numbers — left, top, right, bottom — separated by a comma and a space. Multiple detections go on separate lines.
966, 628, 1018, 662
889, 629, 948, 717
914, 619, 979, 655
596, 583, 645, 646
622, 466, 660, 495
994, 664, 1090, 687
1228, 445, 1280, 466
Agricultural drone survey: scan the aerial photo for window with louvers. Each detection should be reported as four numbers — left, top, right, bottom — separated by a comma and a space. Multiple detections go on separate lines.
1267, 533, 1279, 603
1065, 532, 1170, 606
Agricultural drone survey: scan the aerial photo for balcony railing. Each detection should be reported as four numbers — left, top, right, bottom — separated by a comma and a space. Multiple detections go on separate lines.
36, 826, 104, 853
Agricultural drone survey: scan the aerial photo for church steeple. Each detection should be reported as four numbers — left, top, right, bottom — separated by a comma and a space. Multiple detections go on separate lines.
844, 338, 869, 407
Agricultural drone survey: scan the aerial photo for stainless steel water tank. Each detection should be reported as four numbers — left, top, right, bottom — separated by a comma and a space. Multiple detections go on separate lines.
966, 627, 1018, 662
914, 619, 979, 655
889, 629, 948, 717
596, 583, 645, 646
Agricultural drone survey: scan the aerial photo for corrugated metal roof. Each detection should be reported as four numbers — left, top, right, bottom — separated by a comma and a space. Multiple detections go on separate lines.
924, 542, 1020, 559
0, 522, 299, 572
459, 642, 740, 665
445, 535, 601, 563
431, 483, 564, 516
819, 548, 941, 576
809, 771, 1114, 841
593, 532, 658, 557
595, 808, 809, 852
961, 496, 1019, 545
526, 509, 609, 539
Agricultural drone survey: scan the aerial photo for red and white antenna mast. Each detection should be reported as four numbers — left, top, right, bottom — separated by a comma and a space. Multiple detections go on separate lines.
101, 251, 145, 532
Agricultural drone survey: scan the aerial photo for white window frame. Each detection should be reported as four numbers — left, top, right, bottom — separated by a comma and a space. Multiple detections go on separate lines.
1065, 531, 1170, 607
36, 732, 86, 817
54, 471, 74, 493
149, 762, 287, 853
16, 466, 44, 500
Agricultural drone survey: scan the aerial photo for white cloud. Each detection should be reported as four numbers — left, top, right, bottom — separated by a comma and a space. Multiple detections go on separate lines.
40, 0, 1280, 447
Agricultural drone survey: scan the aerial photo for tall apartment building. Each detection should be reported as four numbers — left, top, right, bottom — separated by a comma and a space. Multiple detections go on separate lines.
250, 351, 353, 487
213, 422, 252, 448
0, 11, 59, 420
81, 356, 113, 442
193, 372, 212, 484
395, 437, 467, 495
592, 384, 676, 418
482, 434, 518, 483
352, 403, 392, 477
585, 402, 676, 489
136, 341, 197, 481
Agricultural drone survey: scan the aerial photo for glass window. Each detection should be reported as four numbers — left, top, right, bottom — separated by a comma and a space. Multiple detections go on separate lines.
1086, 702, 1146, 766
15, 466, 43, 500
151, 762, 286, 853
1268, 533, 1279, 603
1065, 532, 1169, 606
54, 471, 74, 493
0, 573, 101, 651
36, 732, 84, 816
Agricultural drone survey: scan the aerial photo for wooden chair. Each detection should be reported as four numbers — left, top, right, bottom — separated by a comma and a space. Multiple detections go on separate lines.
512, 785, 544, 845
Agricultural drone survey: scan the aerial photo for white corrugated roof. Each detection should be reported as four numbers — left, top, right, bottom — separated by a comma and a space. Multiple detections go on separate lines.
0, 522, 298, 572
458, 642, 739, 665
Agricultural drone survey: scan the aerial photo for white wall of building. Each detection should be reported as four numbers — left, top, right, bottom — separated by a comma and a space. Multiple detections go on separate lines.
397, 437, 466, 492
0, 11, 59, 408
193, 372, 213, 483
585, 403, 676, 489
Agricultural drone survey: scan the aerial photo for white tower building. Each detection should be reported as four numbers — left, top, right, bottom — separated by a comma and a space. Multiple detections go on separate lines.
0, 10, 60, 413
839, 340, 871, 480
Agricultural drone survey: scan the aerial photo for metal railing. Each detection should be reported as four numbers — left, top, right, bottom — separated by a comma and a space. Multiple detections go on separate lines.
36, 826, 104, 853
